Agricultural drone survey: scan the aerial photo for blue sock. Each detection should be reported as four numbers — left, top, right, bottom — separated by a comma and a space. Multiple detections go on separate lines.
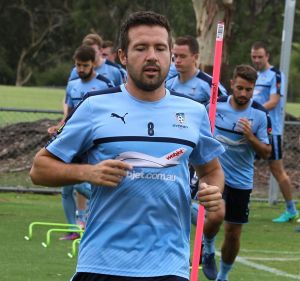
203, 235, 216, 255
217, 259, 233, 281
286, 200, 297, 215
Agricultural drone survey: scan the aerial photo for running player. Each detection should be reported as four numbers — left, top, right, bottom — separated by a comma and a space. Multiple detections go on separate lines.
30, 11, 225, 281
251, 41, 298, 223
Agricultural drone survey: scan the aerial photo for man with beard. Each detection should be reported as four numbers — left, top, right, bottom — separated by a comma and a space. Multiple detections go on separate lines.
30, 11, 225, 281
48, 44, 114, 240
251, 41, 298, 223
208, 65, 271, 281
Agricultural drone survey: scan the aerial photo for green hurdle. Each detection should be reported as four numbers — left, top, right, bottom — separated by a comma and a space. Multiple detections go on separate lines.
41, 228, 84, 248
24, 221, 81, 240
67, 238, 81, 258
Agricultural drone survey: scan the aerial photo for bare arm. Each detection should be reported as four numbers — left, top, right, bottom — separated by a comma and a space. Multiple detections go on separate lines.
263, 94, 280, 110
30, 148, 132, 187
193, 158, 224, 212
238, 118, 271, 159
47, 104, 72, 136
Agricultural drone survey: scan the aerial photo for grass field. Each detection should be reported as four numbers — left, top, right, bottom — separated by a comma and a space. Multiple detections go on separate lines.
0, 192, 299, 281
1, 85, 300, 117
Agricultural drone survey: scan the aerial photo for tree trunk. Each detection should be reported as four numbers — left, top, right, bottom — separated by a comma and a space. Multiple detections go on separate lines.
192, 0, 234, 84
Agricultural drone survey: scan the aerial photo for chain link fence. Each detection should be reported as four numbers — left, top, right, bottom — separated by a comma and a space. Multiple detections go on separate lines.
0, 107, 299, 199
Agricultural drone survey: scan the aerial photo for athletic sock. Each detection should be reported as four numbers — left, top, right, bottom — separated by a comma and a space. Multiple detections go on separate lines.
77, 209, 86, 222
217, 258, 233, 281
203, 235, 216, 254
286, 200, 297, 215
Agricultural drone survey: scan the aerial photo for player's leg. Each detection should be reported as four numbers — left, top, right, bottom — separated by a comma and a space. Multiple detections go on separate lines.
190, 201, 224, 280
269, 135, 298, 223
60, 185, 80, 240
202, 202, 225, 280
216, 185, 251, 281
217, 223, 242, 281
74, 182, 92, 228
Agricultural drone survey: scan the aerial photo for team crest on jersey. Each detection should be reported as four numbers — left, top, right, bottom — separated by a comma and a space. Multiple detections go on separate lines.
173, 113, 188, 129
176, 113, 185, 124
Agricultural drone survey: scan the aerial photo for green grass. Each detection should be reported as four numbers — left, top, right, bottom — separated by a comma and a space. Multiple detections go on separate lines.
1, 85, 299, 119
0, 192, 300, 281
0, 85, 64, 110
286, 102, 300, 117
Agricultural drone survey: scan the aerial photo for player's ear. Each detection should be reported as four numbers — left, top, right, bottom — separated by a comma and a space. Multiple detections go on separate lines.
118, 49, 127, 66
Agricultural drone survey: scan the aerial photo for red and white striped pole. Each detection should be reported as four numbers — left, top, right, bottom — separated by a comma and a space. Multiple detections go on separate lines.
190, 21, 224, 281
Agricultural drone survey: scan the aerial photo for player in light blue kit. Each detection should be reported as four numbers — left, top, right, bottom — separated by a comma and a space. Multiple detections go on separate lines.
191, 65, 271, 281
251, 41, 298, 223
166, 35, 227, 280
69, 34, 124, 86
30, 11, 225, 281
49, 45, 114, 240
166, 35, 227, 105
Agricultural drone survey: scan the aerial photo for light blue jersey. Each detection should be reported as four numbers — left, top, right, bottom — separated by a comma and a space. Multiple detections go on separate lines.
69, 59, 124, 86
253, 67, 284, 135
166, 62, 177, 80
46, 85, 224, 279
166, 70, 227, 105
208, 96, 271, 189
65, 74, 114, 109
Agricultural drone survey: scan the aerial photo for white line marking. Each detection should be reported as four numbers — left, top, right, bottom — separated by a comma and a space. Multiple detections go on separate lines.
243, 257, 300, 261
216, 251, 300, 280
240, 249, 300, 255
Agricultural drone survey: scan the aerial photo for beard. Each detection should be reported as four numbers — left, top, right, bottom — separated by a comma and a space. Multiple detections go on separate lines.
78, 68, 94, 80
233, 95, 250, 106
127, 61, 168, 92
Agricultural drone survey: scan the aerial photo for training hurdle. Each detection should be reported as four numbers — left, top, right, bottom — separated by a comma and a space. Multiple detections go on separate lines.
67, 238, 81, 258
41, 228, 84, 248
24, 221, 82, 240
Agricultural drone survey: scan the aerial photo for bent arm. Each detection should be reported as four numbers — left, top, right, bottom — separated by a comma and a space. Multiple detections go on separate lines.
193, 158, 224, 212
30, 148, 132, 187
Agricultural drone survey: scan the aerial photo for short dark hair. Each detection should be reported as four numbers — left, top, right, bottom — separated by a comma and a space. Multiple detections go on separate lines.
82, 33, 103, 49
119, 11, 172, 54
102, 40, 114, 49
232, 64, 257, 83
175, 35, 199, 54
251, 41, 269, 54
73, 45, 96, 62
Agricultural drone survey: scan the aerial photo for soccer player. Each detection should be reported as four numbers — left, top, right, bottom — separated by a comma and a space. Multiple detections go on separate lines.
208, 65, 272, 281
49, 45, 114, 240
69, 34, 124, 86
30, 11, 225, 281
251, 41, 299, 222
166, 35, 227, 280
166, 35, 227, 105
102, 40, 127, 82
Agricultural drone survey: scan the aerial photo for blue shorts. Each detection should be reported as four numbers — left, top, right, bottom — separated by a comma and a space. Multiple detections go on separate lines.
270, 135, 282, 160
71, 273, 188, 281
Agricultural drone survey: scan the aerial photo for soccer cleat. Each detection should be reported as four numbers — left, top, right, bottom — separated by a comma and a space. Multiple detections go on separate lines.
297, 218, 300, 223
272, 211, 299, 223
202, 253, 218, 280
295, 227, 300, 232
59, 232, 80, 241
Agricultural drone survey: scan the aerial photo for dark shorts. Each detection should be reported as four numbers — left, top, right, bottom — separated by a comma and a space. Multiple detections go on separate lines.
223, 185, 252, 224
71, 273, 188, 281
270, 135, 282, 160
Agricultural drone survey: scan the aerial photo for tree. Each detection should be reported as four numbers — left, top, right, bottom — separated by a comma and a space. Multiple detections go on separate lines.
192, 0, 234, 78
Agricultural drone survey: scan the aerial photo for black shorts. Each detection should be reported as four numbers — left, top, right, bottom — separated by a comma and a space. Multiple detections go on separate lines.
270, 135, 282, 160
71, 273, 188, 281
222, 185, 252, 224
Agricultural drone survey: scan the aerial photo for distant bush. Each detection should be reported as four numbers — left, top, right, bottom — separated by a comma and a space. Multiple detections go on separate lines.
31, 62, 72, 87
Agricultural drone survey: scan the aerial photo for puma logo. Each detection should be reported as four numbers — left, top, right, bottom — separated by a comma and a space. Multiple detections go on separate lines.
111, 113, 128, 124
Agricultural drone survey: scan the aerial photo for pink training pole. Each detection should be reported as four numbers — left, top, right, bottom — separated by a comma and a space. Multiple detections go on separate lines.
190, 22, 224, 281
